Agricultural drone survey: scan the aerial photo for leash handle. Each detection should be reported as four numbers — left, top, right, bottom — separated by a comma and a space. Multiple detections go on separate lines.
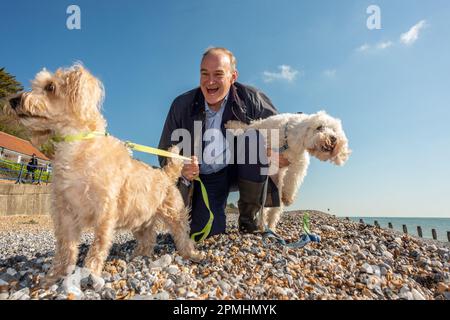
125, 142, 192, 162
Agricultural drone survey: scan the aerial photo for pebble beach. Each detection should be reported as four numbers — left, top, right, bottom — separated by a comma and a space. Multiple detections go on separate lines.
0, 211, 449, 300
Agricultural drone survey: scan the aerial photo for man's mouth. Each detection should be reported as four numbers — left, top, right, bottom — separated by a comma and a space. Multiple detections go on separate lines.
206, 87, 219, 95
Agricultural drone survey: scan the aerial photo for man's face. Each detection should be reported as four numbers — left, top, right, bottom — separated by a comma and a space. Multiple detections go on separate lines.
200, 52, 237, 109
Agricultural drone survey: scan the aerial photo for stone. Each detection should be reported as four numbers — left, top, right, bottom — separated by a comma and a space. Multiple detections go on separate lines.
61, 268, 83, 299
90, 274, 105, 292
393, 238, 402, 246
0, 292, 9, 300
411, 289, 425, 300
360, 263, 374, 274
436, 283, 449, 294
153, 291, 170, 300
399, 292, 414, 300
186, 291, 198, 299
132, 294, 154, 300
128, 278, 140, 291
102, 288, 116, 300
151, 254, 172, 269
0, 278, 8, 291
366, 275, 381, 289
164, 279, 174, 289
6, 268, 17, 276
372, 265, 381, 277
382, 250, 394, 260
9, 288, 30, 300
166, 265, 180, 275
175, 287, 186, 297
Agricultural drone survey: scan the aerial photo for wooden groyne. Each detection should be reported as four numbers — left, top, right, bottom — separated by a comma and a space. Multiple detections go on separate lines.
357, 218, 450, 242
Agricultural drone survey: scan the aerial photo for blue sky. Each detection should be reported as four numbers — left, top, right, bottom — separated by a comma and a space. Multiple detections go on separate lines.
1, 0, 449, 217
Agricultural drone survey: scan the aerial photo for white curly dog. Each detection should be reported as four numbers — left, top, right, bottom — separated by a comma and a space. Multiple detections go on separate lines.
226, 111, 351, 231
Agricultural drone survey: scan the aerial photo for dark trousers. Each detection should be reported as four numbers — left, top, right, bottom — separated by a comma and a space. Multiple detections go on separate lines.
24, 170, 36, 182
190, 130, 270, 238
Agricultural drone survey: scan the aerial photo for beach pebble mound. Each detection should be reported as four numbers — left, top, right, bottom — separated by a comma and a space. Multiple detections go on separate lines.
0, 211, 449, 300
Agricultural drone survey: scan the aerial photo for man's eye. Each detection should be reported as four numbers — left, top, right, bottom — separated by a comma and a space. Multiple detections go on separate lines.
45, 83, 55, 93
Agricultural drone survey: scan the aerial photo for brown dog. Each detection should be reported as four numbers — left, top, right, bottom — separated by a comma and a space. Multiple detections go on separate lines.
8, 64, 203, 283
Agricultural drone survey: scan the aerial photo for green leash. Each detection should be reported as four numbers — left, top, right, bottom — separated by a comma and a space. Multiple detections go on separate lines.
302, 212, 311, 235
190, 177, 214, 242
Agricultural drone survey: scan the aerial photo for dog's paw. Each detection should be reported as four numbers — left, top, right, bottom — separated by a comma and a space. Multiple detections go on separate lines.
43, 273, 61, 289
282, 196, 294, 206
224, 120, 246, 133
224, 120, 238, 129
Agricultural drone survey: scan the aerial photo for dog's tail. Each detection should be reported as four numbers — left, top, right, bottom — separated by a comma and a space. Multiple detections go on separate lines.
162, 145, 184, 183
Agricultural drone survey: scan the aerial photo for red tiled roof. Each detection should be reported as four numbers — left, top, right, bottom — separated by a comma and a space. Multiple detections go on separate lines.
0, 131, 50, 161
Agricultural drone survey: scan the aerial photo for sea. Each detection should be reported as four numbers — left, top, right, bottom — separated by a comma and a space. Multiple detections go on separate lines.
347, 217, 450, 243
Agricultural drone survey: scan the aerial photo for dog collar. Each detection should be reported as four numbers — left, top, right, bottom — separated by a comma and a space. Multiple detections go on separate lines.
51, 131, 109, 143
277, 123, 289, 153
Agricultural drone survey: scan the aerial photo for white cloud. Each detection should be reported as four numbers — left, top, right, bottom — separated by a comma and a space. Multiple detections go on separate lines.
357, 41, 393, 53
323, 69, 337, 78
376, 41, 393, 50
357, 44, 370, 52
400, 20, 427, 45
263, 65, 299, 83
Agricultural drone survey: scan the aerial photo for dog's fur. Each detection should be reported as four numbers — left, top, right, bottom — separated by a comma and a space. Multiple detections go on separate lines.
9, 64, 203, 282
226, 111, 351, 231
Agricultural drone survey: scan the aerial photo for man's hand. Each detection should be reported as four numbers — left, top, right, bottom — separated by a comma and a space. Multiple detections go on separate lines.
181, 156, 200, 181
267, 148, 290, 168
278, 152, 290, 168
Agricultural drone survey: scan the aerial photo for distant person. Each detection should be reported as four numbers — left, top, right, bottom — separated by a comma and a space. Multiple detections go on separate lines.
26, 154, 38, 183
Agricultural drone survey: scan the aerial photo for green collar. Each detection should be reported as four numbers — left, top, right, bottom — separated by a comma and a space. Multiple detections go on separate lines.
51, 131, 109, 143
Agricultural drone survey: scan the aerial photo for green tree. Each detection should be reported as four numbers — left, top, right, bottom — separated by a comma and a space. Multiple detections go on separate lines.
0, 68, 30, 140
0, 67, 23, 99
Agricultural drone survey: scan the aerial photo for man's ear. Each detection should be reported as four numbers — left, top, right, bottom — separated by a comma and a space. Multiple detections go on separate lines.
30, 130, 52, 147
231, 70, 239, 84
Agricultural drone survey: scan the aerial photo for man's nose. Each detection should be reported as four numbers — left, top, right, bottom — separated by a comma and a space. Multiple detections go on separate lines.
9, 94, 23, 110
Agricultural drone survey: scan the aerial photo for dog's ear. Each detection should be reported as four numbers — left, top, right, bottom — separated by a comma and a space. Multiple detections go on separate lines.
66, 64, 105, 126
30, 129, 52, 148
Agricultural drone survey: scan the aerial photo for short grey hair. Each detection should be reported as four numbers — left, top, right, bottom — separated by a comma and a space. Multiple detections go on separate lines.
202, 47, 237, 73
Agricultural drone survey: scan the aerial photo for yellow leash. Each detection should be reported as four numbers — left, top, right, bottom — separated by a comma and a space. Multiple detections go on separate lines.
51, 131, 109, 143
124, 142, 192, 162
190, 177, 214, 242
124, 142, 214, 242
51, 131, 214, 242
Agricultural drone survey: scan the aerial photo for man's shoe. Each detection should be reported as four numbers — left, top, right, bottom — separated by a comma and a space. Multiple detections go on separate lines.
237, 178, 265, 233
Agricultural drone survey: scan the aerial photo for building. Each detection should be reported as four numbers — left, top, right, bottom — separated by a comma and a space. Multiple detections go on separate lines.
0, 131, 50, 168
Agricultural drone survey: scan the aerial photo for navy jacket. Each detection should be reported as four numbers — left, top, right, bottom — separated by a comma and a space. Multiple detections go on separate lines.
158, 82, 279, 205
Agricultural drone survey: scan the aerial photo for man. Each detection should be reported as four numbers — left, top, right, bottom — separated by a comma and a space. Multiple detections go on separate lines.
26, 153, 38, 183
159, 47, 288, 239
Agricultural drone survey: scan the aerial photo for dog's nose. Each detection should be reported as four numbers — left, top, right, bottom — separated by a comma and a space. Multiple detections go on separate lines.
330, 135, 337, 145
9, 95, 22, 110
